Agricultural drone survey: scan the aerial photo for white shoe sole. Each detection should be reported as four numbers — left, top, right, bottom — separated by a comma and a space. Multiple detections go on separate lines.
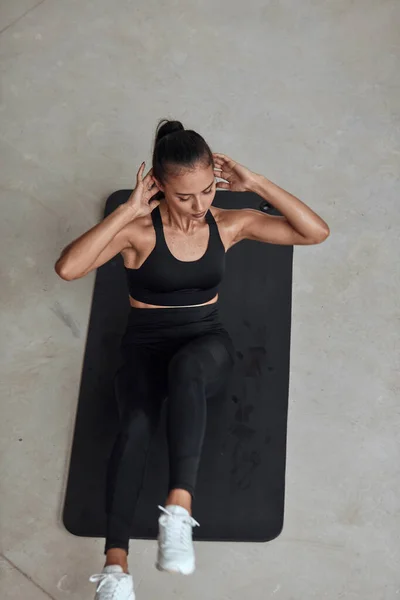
155, 558, 195, 575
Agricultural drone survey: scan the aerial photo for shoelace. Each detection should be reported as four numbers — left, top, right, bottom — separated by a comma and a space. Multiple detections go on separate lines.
158, 505, 200, 550
89, 571, 130, 598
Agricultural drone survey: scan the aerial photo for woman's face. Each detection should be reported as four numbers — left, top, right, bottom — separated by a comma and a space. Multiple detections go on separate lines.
157, 163, 216, 220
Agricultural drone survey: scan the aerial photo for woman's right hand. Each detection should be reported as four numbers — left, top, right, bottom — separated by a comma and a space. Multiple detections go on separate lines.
126, 162, 161, 218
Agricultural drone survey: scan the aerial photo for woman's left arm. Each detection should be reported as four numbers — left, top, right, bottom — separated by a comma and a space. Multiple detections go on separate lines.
214, 153, 330, 246
243, 175, 330, 245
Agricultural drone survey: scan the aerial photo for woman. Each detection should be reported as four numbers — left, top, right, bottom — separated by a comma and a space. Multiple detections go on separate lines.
55, 119, 329, 600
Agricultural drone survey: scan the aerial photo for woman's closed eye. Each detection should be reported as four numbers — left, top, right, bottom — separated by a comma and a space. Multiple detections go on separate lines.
178, 189, 213, 201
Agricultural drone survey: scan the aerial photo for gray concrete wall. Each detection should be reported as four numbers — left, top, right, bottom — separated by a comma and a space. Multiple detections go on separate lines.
1, 1, 399, 598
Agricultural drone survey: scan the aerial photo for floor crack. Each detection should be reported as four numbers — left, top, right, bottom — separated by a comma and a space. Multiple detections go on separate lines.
0, 0, 49, 36
1, 554, 56, 600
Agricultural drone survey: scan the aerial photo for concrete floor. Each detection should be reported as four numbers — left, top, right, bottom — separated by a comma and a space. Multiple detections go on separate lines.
1, 1, 399, 598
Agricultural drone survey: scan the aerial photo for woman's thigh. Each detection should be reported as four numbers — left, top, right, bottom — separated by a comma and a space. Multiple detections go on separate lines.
168, 330, 235, 397
114, 344, 169, 422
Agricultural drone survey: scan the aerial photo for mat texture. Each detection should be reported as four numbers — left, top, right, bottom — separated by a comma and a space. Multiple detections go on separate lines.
63, 190, 293, 542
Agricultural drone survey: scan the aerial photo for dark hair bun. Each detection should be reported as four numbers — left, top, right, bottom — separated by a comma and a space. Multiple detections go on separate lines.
156, 119, 184, 144
152, 118, 213, 188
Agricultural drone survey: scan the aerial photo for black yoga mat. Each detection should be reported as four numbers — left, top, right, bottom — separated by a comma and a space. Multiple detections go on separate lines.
63, 190, 293, 542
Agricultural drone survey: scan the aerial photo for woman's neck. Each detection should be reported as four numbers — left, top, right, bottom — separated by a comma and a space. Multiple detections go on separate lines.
160, 201, 204, 234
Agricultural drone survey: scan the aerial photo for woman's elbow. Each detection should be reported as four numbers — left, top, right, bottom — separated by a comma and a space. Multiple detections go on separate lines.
54, 259, 75, 281
314, 224, 330, 243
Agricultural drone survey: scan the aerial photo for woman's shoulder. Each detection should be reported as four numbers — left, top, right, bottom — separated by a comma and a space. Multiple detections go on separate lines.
210, 205, 247, 230
210, 205, 246, 250
119, 212, 157, 268
124, 212, 155, 249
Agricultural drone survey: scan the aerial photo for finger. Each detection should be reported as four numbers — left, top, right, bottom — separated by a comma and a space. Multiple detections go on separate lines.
214, 160, 229, 173
148, 199, 161, 211
147, 187, 161, 205
146, 182, 160, 198
144, 173, 160, 194
213, 153, 230, 163
214, 168, 229, 181
143, 167, 154, 181
143, 173, 155, 189
145, 183, 158, 197
213, 153, 236, 169
137, 161, 146, 182
216, 181, 231, 190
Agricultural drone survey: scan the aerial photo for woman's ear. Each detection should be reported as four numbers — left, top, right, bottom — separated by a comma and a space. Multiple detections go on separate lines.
153, 177, 164, 192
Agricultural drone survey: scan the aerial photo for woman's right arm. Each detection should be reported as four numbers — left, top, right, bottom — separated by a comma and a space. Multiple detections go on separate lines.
55, 162, 160, 281
54, 203, 138, 280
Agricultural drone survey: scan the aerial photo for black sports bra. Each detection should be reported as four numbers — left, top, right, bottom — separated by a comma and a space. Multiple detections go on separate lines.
124, 205, 226, 306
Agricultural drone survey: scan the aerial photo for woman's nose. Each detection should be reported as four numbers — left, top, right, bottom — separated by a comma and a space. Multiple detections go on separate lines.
192, 199, 204, 212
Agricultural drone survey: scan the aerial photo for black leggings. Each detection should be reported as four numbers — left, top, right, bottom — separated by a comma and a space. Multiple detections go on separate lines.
105, 302, 235, 553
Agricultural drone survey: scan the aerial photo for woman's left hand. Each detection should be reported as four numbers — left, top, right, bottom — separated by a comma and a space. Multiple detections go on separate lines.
213, 153, 258, 192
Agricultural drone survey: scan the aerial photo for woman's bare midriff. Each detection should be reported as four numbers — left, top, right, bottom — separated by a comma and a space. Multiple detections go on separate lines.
129, 294, 219, 309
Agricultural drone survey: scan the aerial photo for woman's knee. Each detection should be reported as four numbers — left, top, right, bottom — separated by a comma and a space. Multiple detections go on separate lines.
168, 334, 234, 383
119, 407, 155, 442
168, 348, 203, 382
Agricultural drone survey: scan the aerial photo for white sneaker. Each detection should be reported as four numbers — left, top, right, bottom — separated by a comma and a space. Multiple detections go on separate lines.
156, 505, 200, 575
89, 564, 135, 600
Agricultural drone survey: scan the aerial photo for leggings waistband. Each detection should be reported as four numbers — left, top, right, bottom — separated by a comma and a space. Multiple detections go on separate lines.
125, 302, 221, 329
